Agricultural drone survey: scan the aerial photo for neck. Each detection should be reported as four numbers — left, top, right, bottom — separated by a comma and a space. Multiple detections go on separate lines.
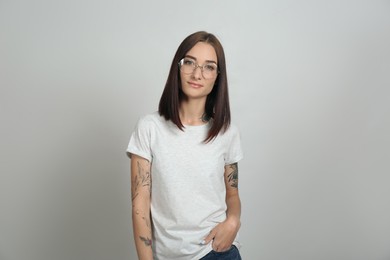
179, 99, 208, 126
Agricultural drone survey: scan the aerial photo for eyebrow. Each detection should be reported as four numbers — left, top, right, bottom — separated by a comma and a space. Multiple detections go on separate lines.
185, 55, 217, 64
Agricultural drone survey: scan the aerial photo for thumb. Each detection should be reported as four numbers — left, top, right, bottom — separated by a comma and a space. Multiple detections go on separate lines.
202, 229, 216, 245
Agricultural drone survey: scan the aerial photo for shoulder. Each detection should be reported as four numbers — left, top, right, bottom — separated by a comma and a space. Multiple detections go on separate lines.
228, 123, 240, 133
223, 122, 241, 137
136, 111, 169, 130
138, 111, 159, 122
213, 122, 241, 143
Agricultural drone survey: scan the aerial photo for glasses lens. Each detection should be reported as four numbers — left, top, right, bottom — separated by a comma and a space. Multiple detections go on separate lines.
180, 58, 195, 74
202, 64, 218, 79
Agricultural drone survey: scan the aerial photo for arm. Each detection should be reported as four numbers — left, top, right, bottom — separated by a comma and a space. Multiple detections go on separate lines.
225, 162, 241, 230
203, 162, 241, 252
130, 154, 153, 260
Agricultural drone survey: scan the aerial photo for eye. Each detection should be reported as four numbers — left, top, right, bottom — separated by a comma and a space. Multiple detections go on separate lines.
183, 58, 195, 66
204, 64, 217, 72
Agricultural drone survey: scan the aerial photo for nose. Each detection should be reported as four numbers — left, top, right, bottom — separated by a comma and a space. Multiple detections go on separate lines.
192, 65, 202, 79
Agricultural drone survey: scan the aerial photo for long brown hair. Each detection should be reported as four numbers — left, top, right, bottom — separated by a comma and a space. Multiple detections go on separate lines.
158, 31, 230, 142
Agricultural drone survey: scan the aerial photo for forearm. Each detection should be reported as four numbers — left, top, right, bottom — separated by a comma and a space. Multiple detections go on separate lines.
225, 193, 241, 228
132, 205, 153, 260
224, 162, 241, 227
130, 155, 153, 260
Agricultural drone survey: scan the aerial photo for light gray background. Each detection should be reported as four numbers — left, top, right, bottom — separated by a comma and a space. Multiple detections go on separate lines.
1, 0, 389, 259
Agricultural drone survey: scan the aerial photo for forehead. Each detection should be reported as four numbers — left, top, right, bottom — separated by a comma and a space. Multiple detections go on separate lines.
185, 42, 217, 63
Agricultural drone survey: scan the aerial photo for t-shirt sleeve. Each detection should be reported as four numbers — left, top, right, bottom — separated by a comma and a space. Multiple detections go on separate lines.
126, 116, 153, 162
224, 125, 244, 165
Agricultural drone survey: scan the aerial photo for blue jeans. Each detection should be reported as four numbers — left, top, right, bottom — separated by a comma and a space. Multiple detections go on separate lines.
200, 245, 242, 260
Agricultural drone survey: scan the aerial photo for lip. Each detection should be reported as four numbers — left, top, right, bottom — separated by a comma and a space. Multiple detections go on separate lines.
188, 81, 203, 88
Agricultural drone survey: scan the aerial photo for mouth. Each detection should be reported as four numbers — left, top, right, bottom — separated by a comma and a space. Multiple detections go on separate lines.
188, 81, 203, 88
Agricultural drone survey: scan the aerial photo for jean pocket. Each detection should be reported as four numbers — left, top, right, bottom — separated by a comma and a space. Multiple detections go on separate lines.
212, 245, 235, 255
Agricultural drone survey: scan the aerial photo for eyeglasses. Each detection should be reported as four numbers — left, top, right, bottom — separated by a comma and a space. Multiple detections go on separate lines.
178, 58, 219, 79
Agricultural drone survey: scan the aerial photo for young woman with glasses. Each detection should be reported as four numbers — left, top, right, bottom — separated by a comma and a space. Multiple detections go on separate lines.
127, 31, 243, 260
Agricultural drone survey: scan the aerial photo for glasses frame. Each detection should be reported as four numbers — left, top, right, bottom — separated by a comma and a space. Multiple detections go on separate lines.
178, 58, 219, 79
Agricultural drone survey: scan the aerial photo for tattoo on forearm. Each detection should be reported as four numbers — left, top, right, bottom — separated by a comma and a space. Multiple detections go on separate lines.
227, 163, 238, 188
139, 236, 152, 246
131, 161, 151, 201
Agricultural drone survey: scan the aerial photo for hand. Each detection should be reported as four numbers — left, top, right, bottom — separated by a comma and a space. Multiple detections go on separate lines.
203, 217, 240, 252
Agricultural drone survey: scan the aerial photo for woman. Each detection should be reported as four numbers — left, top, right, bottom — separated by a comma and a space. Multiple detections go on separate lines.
127, 31, 243, 260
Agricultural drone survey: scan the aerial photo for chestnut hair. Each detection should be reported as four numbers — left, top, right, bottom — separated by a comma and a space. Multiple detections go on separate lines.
158, 31, 231, 142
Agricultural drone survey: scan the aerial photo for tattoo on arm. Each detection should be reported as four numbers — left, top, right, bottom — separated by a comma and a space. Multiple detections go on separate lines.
133, 207, 153, 248
139, 236, 152, 247
227, 163, 238, 188
131, 160, 151, 201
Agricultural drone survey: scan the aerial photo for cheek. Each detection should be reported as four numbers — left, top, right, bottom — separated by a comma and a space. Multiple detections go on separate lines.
179, 73, 186, 88
206, 79, 217, 90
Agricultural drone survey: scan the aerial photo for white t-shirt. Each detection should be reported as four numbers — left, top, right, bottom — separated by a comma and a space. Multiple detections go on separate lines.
127, 112, 243, 260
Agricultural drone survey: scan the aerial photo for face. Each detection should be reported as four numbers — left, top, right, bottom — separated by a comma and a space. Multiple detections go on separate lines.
180, 42, 218, 101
